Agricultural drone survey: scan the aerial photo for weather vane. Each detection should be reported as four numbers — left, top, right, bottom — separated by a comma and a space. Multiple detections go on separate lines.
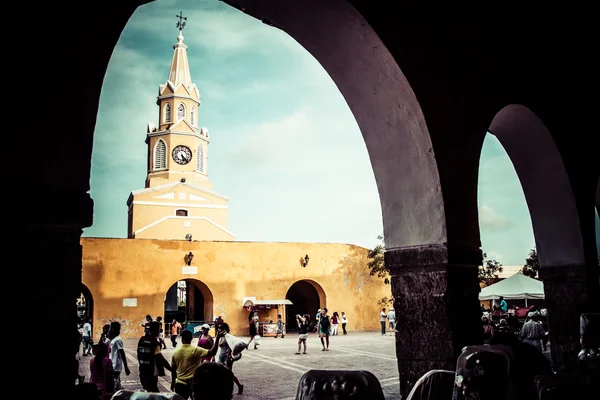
176, 11, 187, 31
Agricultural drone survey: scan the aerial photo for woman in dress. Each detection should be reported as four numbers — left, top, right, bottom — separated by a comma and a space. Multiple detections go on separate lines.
197, 323, 214, 363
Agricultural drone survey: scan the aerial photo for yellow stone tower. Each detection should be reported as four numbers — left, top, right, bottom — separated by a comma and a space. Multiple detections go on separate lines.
127, 24, 234, 241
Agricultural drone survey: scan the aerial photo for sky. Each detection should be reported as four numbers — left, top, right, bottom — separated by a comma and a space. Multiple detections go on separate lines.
83, 0, 599, 266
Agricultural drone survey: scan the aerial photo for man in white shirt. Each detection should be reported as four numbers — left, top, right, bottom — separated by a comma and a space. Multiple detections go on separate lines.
109, 321, 131, 391
380, 308, 388, 335
81, 317, 93, 356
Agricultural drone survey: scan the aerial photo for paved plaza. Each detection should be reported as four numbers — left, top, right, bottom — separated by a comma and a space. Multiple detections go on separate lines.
78, 331, 401, 399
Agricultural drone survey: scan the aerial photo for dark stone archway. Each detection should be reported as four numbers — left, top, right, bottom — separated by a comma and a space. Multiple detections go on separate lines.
19, 1, 600, 396
285, 280, 325, 330
488, 104, 595, 371
78, 284, 94, 327
164, 279, 214, 324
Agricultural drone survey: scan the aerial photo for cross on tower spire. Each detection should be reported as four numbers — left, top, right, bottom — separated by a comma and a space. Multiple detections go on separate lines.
176, 11, 187, 32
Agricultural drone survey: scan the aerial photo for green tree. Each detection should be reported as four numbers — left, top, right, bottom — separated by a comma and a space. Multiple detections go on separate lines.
367, 234, 393, 307
479, 252, 503, 286
520, 248, 539, 279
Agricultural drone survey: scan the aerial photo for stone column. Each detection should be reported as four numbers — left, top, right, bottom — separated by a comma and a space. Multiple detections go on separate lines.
19, 189, 93, 394
386, 244, 483, 398
540, 265, 600, 373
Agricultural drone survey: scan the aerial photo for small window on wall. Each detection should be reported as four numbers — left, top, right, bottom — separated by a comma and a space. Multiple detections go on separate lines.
176, 209, 188, 217
196, 144, 204, 173
164, 103, 172, 123
177, 103, 185, 120
191, 107, 196, 126
154, 139, 167, 169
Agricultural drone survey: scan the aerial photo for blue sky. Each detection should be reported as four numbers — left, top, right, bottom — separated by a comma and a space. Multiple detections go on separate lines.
83, 0, 589, 266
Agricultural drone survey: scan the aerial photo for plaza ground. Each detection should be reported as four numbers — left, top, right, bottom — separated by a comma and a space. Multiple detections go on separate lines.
78, 331, 401, 399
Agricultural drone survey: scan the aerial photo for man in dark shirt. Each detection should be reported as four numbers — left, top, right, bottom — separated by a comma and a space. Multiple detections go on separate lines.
137, 321, 172, 392
141, 314, 153, 335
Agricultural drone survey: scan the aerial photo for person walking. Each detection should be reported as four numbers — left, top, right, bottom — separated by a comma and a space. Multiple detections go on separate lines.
156, 316, 167, 349
137, 321, 173, 392
380, 308, 387, 335
275, 314, 285, 338
295, 314, 310, 354
197, 323, 215, 363
171, 329, 223, 399
216, 323, 244, 394
82, 316, 93, 356
519, 312, 546, 351
99, 324, 111, 346
318, 308, 331, 351
246, 311, 258, 349
108, 321, 130, 392
341, 312, 348, 335
331, 312, 340, 336
89, 343, 114, 399
141, 315, 153, 335
387, 308, 396, 333
171, 319, 182, 348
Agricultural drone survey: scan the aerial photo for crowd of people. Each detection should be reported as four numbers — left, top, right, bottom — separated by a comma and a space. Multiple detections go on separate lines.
73, 307, 357, 399
480, 298, 549, 352
74, 316, 242, 400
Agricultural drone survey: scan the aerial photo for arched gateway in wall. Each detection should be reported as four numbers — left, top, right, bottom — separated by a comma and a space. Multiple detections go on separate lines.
164, 279, 214, 331
285, 280, 326, 331
78, 284, 94, 327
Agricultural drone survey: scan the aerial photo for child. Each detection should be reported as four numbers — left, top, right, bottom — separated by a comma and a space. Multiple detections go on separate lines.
295, 314, 310, 355
99, 324, 111, 346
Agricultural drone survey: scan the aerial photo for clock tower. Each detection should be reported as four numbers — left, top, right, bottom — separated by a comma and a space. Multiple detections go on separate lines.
126, 19, 235, 241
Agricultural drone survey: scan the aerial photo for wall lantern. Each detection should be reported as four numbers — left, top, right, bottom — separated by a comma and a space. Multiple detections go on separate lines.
185, 251, 194, 266
301, 254, 310, 267
185, 233, 192, 241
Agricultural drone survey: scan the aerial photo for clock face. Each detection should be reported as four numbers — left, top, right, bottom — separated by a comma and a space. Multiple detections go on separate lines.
172, 145, 192, 165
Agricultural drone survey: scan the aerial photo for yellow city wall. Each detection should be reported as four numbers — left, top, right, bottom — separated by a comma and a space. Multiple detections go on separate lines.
81, 238, 391, 339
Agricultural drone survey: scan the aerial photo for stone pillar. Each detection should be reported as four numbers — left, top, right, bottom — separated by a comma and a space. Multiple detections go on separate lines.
386, 244, 483, 398
18, 189, 93, 395
540, 265, 600, 373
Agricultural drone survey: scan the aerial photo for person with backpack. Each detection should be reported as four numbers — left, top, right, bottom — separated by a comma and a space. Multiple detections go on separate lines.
318, 308, 331, 351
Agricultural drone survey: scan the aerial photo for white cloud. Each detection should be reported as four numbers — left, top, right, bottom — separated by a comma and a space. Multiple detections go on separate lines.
479, 205, 513, 230
227, 108, 316, 168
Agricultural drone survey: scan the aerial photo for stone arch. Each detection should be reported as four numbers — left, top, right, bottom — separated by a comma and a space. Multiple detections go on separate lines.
224, 0, 445, 251
163, 279, 214, 324
285, 279, 326, 330
488, 104, 585, 266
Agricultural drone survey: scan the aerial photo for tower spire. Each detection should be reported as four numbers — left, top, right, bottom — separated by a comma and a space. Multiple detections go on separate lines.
168, 11, 192, 88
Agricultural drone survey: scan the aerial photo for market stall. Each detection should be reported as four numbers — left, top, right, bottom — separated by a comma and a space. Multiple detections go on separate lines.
242, 297, 293, 337
479, 273, 545, 307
